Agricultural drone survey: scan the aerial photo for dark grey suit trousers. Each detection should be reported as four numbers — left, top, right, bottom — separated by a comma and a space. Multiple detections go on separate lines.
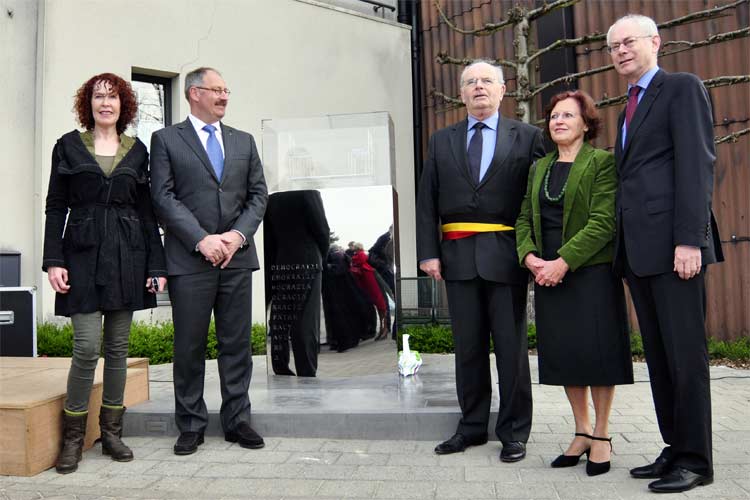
169, 268, 253, 434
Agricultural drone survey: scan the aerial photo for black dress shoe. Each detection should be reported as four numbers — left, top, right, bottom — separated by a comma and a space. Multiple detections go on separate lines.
225, 422, 265, 449
500, 441, 526, 463
174, 432, 204, 455
630, 455, 672, 479
648, 467, 713, 493
434, 433, 487, 455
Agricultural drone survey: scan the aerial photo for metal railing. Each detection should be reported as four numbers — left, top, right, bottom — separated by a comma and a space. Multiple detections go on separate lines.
396, 276, 451, 325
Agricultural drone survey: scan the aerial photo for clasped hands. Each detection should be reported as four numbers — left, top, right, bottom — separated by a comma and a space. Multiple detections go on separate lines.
198, 231, 243, 269
524, 254, 569, 287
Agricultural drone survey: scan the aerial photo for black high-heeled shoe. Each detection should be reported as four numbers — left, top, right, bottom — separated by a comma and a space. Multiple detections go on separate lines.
551, 433, 592, 468
586, 436, 612, 476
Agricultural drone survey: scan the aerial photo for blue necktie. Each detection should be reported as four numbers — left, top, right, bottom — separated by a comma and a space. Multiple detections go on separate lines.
468, 122, 485, 183
202, 124, 224, 180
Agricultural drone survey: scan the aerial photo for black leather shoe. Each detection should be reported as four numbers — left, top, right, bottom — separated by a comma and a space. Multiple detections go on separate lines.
500, 441, 526, 463
630, 455, 672, 479
225, 422, 265, 449
173, 432, 204, 455
648, 467, 713, 493
434, 433, 487, 455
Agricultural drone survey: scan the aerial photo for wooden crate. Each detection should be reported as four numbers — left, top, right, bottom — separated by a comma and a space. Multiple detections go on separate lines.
0, 357, 149, 476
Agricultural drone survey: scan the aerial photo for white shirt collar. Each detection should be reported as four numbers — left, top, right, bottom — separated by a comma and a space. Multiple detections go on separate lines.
188, 114, 222, 136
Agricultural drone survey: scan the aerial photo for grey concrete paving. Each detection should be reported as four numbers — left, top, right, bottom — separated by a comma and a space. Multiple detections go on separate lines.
3, 354, 749, 499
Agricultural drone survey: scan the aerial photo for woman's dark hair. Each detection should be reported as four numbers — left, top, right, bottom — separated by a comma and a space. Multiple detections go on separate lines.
73, 73, 137, 135
544, 89, 601, 141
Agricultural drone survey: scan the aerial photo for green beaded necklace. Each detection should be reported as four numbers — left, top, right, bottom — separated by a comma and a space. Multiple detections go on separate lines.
543, 162, 571, 203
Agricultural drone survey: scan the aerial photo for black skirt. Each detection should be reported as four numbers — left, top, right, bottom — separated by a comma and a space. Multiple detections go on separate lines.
534, 263, 634, 386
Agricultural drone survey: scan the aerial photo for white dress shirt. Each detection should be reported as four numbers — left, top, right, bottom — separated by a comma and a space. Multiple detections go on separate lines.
188, 114, 225, 156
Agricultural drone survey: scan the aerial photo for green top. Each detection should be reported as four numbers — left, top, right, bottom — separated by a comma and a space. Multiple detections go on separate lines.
79, 130, 136, 177
95, 154, 116, 176
515, 142, 617, 271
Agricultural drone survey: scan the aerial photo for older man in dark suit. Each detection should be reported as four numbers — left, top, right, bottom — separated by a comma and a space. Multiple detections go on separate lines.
608, 15, 723, 493
150, 67, 268, 455
417, 60, 545, 462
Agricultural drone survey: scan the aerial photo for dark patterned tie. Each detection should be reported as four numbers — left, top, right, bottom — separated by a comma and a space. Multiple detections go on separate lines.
625, 86, 641, 128
468, 122, 485, 183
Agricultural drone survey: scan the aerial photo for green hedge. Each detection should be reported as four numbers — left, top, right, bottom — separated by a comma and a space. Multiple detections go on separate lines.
37, 321, 267, 364
397, 323, 537, 351
396, 323, 749, 361
38, 320, 749, 363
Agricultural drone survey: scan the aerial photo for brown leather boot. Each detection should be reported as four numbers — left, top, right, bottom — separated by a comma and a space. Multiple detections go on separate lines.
99, 406, 133, 462
56, 411, 88, 474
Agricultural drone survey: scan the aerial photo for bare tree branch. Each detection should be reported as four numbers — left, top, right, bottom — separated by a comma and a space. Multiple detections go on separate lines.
430, 89, 463, 107
530, 64, 615, 98
436, 53, 516, 70
661, 27, 750, 57
529, 37, 748, 99
528, 32, 607, 64
595, 94, 628, 109
656, 0, 748, 30
703, 75, 750, 89
527, 0, 581, 21
430, 0, 749, 124
593, 76, 750, 111
434, 0, 584, 36
433, 0, 515, 36
715, 127, 750, 144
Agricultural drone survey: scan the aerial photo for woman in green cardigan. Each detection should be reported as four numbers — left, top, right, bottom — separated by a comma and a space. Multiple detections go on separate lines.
516, 90, 632, 476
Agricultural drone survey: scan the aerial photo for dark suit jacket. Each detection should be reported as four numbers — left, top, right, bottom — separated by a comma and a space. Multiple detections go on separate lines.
263, 190, 330, 306
417, 115, 545, 285
613, 70, 723, 277
150, 119, 268, 275
516, 143, 617, 271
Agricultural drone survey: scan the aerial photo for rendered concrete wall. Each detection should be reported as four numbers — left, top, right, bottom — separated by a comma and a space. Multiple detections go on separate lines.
5, 0, 415, 324
0, 1, 40, 292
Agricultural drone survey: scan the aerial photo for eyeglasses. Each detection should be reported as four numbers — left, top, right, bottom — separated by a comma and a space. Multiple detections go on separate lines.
462, 77, 498, 87
606, 35, 653, 54
194, 86, 231, 96
549, 112, 579, 121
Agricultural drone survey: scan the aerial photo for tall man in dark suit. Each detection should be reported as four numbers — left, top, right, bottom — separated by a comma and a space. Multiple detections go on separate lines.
150, 67, 268, 455
608, 15, 723, 493
417, 60, 545, 462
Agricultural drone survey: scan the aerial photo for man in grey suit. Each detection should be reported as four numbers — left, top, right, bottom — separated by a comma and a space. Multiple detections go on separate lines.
150, 67, 268, 455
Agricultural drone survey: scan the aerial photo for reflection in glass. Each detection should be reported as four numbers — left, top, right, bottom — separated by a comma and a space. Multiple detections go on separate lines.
129, 80, 166, 152
262, 113, 398, 379
264, 191, 329, 377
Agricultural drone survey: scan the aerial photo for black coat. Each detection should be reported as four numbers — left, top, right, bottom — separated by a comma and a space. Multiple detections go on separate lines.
416, 117, 545, 285
42, 131, 167, 316
613, 70, 723, 276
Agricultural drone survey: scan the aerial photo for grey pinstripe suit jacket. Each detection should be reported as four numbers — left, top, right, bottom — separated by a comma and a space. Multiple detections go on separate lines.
150, 119, 268, 275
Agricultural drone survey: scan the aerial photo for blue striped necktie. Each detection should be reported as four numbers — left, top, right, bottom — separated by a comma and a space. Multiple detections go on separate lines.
202, 124, 224, 180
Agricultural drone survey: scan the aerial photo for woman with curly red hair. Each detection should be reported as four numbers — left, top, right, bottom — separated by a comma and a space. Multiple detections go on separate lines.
42, 73, 167, 473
